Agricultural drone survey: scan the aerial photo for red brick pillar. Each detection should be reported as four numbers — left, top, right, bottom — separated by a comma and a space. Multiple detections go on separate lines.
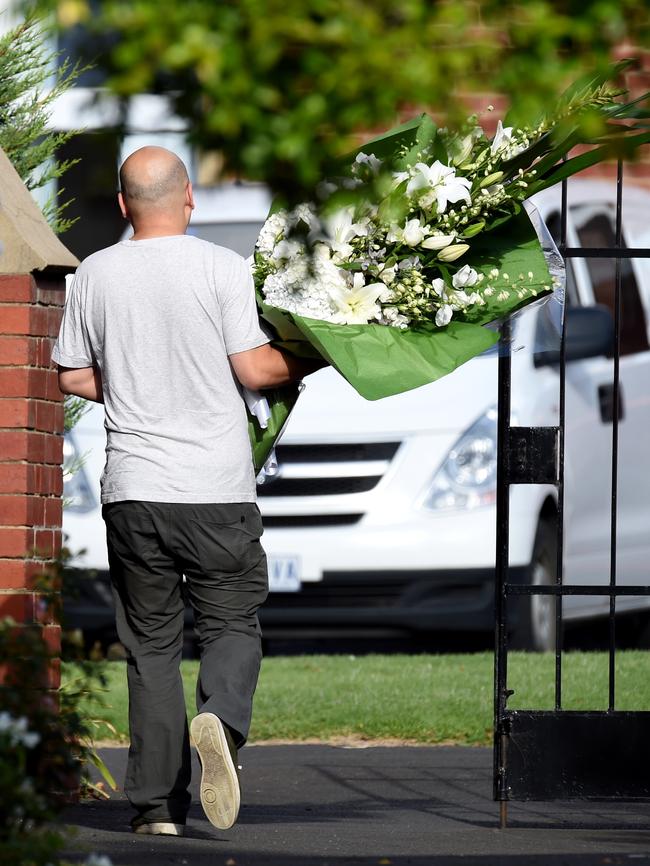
0, 272, 67, 688
0, 145, 78, 693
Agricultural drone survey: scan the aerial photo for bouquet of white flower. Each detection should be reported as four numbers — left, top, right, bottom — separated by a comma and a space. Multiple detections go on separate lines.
248, 63, 650, 471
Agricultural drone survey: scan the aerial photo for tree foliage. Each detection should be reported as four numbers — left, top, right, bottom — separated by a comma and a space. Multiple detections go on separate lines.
0, 17, 81, 232
40, 0, 650, 200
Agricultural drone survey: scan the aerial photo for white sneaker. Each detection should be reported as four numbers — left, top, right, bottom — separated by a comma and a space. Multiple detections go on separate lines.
132, 821, 185, 836
190, 712, 240, 830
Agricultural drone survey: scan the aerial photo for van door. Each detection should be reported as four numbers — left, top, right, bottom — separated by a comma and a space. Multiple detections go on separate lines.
562, 202, 650, 619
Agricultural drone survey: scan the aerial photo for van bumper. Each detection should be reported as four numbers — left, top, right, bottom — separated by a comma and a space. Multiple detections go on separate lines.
259, 566, 528, 632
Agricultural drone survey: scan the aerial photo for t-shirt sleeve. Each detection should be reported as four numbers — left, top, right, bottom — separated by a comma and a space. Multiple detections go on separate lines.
51, 272, 95, 368
220, 253, 271, 356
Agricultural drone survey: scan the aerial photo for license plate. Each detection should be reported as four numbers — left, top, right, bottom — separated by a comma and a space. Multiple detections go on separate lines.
268, 556, 301, 592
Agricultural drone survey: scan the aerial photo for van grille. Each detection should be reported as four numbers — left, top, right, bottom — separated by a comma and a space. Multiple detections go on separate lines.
257, 441, 400, 526
258, 475, 381, 498
275, 442, 400, 463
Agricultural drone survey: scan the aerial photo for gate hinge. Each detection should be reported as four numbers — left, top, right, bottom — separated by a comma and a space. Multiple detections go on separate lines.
506, 426, 559, 485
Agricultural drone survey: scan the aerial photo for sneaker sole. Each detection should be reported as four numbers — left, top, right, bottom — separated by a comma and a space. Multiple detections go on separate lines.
190, 713, 240, 830
133, 821, 185, 836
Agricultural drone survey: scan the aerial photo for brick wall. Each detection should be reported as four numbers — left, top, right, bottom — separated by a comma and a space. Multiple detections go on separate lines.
0, 271, 65, 690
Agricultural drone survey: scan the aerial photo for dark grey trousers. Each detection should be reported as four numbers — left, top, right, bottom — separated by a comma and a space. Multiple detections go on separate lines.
102, 500, 268, 825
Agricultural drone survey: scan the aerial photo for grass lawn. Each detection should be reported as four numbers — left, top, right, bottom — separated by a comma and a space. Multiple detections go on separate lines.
63, 651, 650, 746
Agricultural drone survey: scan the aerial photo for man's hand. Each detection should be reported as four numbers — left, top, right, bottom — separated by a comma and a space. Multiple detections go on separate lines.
58, 365, 104, 403
229, 344, 327, 391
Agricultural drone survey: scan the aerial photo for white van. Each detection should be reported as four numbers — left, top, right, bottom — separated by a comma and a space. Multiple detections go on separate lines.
63, 179, 650, 650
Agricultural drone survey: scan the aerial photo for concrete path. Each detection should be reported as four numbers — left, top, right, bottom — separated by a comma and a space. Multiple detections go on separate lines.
59, 745, 650, 865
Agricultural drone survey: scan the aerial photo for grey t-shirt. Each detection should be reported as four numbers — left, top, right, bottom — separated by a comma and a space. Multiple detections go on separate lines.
52, 235, 269, 504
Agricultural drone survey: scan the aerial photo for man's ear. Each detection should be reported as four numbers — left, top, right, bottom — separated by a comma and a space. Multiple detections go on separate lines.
186, 181, 195, 211
118, 191, 129, 220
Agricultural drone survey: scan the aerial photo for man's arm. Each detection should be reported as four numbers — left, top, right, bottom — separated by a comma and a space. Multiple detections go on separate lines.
58, 365, 104, 403
229, 344, 327, 391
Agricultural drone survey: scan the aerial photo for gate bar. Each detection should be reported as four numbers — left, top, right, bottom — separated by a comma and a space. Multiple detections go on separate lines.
609, 161, 624, 710
494, 317, 512, 828
555, 176, 569, 711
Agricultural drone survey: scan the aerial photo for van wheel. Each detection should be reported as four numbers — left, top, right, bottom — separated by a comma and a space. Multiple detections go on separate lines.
510, 519, 557, 652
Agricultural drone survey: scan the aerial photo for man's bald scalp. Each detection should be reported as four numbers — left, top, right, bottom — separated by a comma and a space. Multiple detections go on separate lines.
119, 146, 189, 204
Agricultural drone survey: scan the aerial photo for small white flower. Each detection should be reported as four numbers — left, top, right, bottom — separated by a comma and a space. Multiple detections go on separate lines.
402, 218, 428, 247
431, 278, 446, 297
256, 211, 289, 256
378, 264, 397, 285
355, 151, 382, 174
271, 238, 302, 263
452, 264, 479, 290
381, 306, 410, 329
435, 305, 453, 327
290, 203, 319, 231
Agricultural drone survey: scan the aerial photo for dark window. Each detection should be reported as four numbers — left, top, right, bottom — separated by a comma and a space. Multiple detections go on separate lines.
574, 211, 649, 357
57, 132, 125, 259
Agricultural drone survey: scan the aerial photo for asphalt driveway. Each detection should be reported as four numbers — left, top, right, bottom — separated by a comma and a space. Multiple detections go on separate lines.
59, 744, 650, 865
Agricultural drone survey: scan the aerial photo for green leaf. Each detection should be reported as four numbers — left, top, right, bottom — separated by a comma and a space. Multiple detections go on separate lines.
87, 748, 118, 791
529, 130, 650, 194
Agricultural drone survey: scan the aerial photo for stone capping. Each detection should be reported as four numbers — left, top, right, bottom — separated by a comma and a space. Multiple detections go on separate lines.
0, 146, 79, 275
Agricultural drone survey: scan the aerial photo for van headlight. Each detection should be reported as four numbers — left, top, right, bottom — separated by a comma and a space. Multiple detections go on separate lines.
63, 434, 96, 513
422, 407, 498, 512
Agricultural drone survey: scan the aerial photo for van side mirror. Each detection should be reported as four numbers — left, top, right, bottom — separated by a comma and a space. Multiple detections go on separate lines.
534, 305, 614, 366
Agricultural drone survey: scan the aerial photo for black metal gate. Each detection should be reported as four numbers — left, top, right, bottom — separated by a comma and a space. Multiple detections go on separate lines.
493, 162, 650, 827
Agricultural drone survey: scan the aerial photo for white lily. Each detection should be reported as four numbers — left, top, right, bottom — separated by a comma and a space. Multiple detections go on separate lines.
329, 272, 385, 325
437, 243, 470, 262
406, 161, 472, 213
322, 207, 369, 260
490, 120, 526, 160
422, 233, 456, 250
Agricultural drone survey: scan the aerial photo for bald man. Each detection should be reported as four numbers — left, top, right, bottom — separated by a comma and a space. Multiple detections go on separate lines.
53, 147, 322, 836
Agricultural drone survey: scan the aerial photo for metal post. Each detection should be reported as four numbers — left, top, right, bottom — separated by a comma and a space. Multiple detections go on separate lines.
494, 318, 512, 825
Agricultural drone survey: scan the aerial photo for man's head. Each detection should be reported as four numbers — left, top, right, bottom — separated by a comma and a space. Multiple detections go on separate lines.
118, 146, 194, 236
